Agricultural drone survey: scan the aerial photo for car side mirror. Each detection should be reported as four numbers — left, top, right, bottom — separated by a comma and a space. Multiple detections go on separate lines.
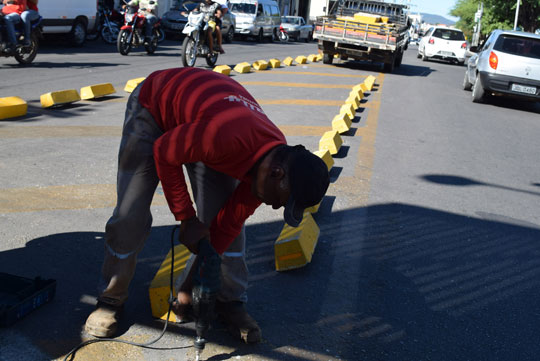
469, 46, 478, 53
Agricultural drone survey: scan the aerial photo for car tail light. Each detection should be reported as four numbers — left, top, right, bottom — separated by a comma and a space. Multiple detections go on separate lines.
461, 42, 467, 49
489, 51, 498, 70
428, 38, 434, 44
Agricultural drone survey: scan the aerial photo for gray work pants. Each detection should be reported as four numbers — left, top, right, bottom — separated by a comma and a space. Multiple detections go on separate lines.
97, 84, 248, 307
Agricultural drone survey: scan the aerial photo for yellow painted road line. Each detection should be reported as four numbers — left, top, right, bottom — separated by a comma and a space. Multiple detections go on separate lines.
331, 73, 384, 206
0, 124, 332, 139
258, 99, 343, 106
0, 125, 122, 138
255, 70, 366, 78
0, 184, 167, 213
240, 81, 355, 89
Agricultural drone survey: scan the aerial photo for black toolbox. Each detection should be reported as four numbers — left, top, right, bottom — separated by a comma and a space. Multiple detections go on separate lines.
0, 272, 56, 327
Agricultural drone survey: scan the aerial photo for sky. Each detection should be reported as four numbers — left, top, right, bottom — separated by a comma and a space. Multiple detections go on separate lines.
408, 0, 458, 20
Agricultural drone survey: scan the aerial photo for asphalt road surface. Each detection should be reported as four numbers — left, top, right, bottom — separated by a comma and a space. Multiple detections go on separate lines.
1, 38, 540, 361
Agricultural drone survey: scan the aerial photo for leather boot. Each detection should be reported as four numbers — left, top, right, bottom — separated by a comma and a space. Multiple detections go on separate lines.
84, 301, 123, 338
215, 300, 261, 344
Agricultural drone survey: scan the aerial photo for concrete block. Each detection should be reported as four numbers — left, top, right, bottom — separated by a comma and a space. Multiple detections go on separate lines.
213, 65, 232, 75
332, 112, 352, 134
346, 93, 361, 109
283, 56, 294, 66
307, 54, 319, 62
315, 53, 323, 61
149, 244, 192, 321
80, 83, 116, 100
352, 83, 368, 96
313, 149, 334, 171
269, 58, 281, 68
275, 212, 320, 271
252, 60, 268, 70
295, 55, 307, 64
0, 96, 27, 120
350, 88, 364, 100
124, 77, 146, 93
319, 130, 343, 155
233, 62, 251, 73
40, 90, 81, 108
340, 102, 356, 119
364, 75, 376, 91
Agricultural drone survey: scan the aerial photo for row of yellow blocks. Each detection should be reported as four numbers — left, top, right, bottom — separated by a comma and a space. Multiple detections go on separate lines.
0, 52, 323, 120
213, 53, 323, 75
0, 78, 148, 120
149, 74, 377, 322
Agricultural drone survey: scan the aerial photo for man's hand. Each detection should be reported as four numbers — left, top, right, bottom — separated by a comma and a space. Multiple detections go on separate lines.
179, 216, 210, 254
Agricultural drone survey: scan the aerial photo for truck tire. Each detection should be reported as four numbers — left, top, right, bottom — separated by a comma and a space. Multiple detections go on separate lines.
395, 50, 403, 67
323, 53, 333, 64
383, 59, 396, 73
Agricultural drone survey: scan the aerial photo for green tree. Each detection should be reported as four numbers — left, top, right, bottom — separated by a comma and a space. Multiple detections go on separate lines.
451, 0, 540, 37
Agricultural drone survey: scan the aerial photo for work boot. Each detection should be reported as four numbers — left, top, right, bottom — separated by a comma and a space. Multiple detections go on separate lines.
215, 300, 261, 344
84, 301, 123, 338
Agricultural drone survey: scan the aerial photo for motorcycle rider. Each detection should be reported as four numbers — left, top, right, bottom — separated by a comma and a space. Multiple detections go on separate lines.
21, 0, 38, 46
1, 0, 26, 52
190, 0, 223, 54
124, 0, 158, 44
213, 0, 228, 53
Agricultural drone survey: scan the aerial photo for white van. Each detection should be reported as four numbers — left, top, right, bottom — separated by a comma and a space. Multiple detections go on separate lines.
38, 0, 98, 46
229, 0, 280, 42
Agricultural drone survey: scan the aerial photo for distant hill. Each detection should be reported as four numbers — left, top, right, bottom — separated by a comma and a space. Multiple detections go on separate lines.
420, 13, 456, 26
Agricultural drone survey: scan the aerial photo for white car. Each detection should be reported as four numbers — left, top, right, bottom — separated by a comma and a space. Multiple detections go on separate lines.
417, 26, 468, 65
463, 29, 540, 103
280, 16, 312, 42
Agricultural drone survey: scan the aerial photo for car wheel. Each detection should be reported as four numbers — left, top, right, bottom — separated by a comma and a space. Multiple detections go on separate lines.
472, 75, 486, 103
421, 51, 428, 61
417, 52, 421, 59
225, 26, 234, 43
69, 19, 87, 47
305, 32, 312, 43
462, 71, 472, 91
323, 52, 333, 64
257, 28, 263, 43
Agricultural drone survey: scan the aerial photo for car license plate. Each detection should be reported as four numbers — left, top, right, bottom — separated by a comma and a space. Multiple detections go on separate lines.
511, 83, 537, 95
440, 51, 453, 56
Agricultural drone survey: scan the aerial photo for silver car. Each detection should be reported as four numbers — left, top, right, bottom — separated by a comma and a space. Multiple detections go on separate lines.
280, 16, 312, 42
463, 29, 540, 103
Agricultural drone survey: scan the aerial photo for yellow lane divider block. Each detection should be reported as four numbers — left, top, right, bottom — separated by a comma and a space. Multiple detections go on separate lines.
80, 83, 116, 100
315, 53, 323, 61
307, 54, 319, 62
364, 75, 376, 91
340, 102, 356, 120
275, 212, 320, 271
283, 56, 294, 66
314, 149, 334, 171
0, 96, 27, 120
350, 88, 364, 101
269, 58, 281, 68
295, 55, 307, 64
352, 83, 368, 96
40, 90, 81, 108
124, 77, 146, 93
319, 130, 343, 155
332, 112, 352, 134
149, 244, 192, 321
252, 60, 268, 71
345, 93, 361, 109
213, 65, 231, 75
233, 62, 251, 73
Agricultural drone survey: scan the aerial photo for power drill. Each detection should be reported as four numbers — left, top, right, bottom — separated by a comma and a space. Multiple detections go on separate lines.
191, 237, 221, 361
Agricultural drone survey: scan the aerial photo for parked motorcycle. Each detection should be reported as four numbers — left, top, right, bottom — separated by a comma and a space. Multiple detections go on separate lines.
278, 25, 289, 42
0, 13, 42, 65
87, 5, 122, 44
117, 5, 161, 55
181, 10, 218, 67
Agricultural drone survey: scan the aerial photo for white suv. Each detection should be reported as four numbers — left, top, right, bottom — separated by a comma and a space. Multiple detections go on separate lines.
463, 30, 540, 103
418, 26, 468, 65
